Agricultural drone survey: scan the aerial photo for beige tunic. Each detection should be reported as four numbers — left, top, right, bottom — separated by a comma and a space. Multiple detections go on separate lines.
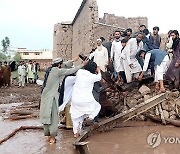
40, 60, 83, 124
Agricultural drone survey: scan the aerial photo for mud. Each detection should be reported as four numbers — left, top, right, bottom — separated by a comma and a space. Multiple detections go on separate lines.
0, 118, 78, 154
0, 84, 180, 154
0, 84, 41, 105
0, 119, 179, 154
0, 129, 78, 154
86, 124, 180, 154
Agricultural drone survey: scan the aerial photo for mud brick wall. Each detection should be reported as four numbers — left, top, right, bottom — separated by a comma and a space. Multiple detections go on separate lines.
53, 23, 73, 60
71, 0, 99, 58
53, 0, 149, 60
100, 13, 128, 28
127, 17, 148, 33
100, 13, 148, 34
94, 23, 125, 43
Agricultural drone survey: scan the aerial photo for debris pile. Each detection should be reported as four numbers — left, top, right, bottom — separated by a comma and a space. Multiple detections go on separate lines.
100, 81, 180, 127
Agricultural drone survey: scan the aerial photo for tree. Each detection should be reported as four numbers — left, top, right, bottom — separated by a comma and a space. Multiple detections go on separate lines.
13, 52, 22, 62
0, 52, 7, 61
1, 37, 10, 54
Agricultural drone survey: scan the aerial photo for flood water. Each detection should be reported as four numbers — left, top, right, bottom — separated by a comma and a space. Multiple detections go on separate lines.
86, 124, 180, 154
0, 118, 78, 154
0, 119, 179, 154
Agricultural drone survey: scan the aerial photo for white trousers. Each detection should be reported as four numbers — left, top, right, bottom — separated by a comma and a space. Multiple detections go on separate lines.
18, 75, 25, 87
154, 55, 169, 82
71, 102, 101, 134
71, 115, 88, 134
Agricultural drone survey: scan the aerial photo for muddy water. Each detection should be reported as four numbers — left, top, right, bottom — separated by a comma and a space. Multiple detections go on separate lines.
0, 119, 179, 154
0, 130, 78, 154
0, 118, 78, 154
86, 125, 180, 154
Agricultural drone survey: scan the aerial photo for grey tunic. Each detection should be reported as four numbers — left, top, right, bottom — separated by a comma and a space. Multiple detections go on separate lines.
40, 60, 82, 124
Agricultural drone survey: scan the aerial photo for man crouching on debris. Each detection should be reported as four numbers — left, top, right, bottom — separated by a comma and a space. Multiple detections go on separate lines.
40, 56, 88, 144
138, 49, 169, 92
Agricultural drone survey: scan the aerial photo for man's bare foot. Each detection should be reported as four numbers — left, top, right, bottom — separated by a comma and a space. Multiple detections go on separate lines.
60, 116, 66, 124
49, 137, 56, 144
155, 84, 160, 90
159, 88, 166, 93
83, 117, 94, 127
46, 136, 51, 142
74, 133, 80, 138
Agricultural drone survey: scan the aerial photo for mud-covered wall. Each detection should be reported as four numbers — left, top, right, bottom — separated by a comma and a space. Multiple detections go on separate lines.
53, 23, 73, 60
71, 0, 99, 58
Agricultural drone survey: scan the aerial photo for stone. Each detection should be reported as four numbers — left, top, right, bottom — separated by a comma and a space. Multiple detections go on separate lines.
173, 91, 179, 98
139, 85, 151, 96
162, 110, 169, 119
136, 114, 146, 121
127, 99, 138, 108
133, 94, 142, 100
137, 98, 144, 104
169, 115, 176, 120
165, 91, 173, 100
167, 103, 175, 112
144, 95, 151, 101
161, 102, 169, 111
175, 99, 180, 107
169, 110, 176, 116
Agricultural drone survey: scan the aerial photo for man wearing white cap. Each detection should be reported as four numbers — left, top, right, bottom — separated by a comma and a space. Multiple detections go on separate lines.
93, 39, 108, 72
40, 55, 88, 144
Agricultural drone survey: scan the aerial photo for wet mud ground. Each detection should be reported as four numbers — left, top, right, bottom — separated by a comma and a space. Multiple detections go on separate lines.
86, 124, 180, 154
0, 85, 180, 154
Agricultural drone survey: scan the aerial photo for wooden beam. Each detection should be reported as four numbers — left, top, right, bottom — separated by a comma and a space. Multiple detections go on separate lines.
74, 93, 166, 153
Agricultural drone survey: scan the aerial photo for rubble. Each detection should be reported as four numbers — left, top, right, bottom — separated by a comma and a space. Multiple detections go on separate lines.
138, 85, 151, 96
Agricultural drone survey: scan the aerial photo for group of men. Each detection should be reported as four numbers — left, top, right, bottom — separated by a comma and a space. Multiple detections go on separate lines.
39, 25, 180, 144
92, 26, 180, 92
0, 61, 11, 88
0, 60, 40, 88
17, 60, 40, 87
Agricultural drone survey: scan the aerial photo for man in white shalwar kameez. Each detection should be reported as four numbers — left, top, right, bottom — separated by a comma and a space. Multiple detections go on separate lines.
125, 33, 144, 81
18, 61, 26, 87
58, 75, 76, 129
27, 60, 34, 83
138, 49, 169, 92
110, 30, 124, 83
119, 39, 132, 83
93, 39, 108, 72
70, 62, 101, 138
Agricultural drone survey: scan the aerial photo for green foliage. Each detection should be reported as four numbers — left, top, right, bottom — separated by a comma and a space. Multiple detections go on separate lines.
13, 52, 22, 62
1, 37, 10, 53
0, 52, 7, 61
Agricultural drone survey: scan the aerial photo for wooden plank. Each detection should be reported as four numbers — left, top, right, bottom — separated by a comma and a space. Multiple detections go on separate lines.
74, 93, 166, 152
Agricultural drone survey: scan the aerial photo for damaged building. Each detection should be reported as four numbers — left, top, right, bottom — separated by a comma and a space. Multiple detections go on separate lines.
53, 0, 148, 60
